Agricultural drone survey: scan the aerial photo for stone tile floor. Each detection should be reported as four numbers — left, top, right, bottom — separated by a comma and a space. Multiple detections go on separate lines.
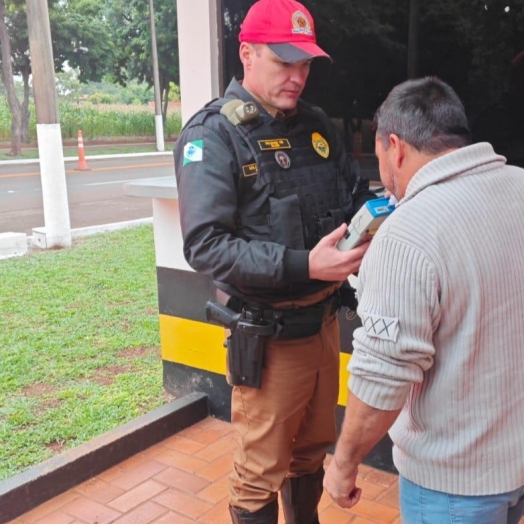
7, 416, 524, 524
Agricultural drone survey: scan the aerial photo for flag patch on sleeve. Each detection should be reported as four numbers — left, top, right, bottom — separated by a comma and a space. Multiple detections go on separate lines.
183, 140, 204, 165
361, 313, 399, 342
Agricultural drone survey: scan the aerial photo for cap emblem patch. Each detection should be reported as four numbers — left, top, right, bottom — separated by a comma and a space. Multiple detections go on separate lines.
292, 11, 313, 36
312, 132, 330, 159
275, 151, 291, 170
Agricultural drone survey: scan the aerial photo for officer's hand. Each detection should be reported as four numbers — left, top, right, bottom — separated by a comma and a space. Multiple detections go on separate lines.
308, 223, 371, 281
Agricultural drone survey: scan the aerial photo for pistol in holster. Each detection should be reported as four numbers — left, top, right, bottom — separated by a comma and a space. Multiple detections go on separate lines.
205, 301, 274, 389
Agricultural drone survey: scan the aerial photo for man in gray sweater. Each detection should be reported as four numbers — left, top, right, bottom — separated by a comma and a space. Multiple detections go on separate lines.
324, 77, 524, 524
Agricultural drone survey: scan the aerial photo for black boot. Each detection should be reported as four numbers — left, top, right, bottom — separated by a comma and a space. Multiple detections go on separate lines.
281, 467, 324, 524
229, 499, 279, 524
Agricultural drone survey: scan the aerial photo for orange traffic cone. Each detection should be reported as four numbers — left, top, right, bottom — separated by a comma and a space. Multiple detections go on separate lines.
75, 130, 90, 171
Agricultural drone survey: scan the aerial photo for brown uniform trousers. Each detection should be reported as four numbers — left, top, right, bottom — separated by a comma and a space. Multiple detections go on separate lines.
228, 283, 341, 512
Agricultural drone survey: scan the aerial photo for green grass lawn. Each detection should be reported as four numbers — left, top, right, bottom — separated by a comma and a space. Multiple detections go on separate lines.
0, 225, 171, 481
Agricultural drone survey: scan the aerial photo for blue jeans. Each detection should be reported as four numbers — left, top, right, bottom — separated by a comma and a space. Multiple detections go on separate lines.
400, 476, 524, 524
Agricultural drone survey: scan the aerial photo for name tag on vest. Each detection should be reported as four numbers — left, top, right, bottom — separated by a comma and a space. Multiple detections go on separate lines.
258, 139, 292, 151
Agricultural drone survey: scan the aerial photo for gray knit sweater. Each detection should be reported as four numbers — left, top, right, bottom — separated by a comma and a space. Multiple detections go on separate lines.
349, 143, 524, 496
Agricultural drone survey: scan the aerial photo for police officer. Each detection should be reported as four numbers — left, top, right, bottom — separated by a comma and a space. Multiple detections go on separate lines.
174, 0, 375, 522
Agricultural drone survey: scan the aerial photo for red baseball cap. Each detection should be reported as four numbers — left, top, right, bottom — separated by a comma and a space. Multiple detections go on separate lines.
239, 0, 331, 63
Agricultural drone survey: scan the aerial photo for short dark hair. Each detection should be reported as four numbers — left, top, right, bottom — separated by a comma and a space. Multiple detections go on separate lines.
374, 77, 471, 154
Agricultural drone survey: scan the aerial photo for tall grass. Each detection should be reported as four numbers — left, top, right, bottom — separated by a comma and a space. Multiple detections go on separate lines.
0, 100, 182, 142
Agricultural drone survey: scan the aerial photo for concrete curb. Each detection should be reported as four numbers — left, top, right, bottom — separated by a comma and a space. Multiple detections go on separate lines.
69, 217, 154, 239
0, 218, 154, 260
0, 392, 209, 524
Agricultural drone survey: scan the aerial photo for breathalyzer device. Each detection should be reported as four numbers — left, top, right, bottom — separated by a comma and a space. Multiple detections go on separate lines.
336, 196, 395, 251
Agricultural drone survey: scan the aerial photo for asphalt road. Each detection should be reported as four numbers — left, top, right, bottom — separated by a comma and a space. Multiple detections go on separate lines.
0, 154, 174, 236
0, 152, 380, 237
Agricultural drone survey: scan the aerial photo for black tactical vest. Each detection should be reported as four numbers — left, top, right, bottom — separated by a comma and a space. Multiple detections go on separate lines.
204, 99, 351, 250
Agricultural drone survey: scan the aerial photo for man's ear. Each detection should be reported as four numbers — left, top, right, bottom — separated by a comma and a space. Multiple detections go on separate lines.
389, 134, 405, 169
239, 42, 252, 68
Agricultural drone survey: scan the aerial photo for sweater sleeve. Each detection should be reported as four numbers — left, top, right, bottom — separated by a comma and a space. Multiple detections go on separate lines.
349, 236, 441, 411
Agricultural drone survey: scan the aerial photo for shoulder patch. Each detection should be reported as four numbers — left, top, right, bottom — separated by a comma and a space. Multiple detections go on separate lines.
183, 140, 204, 166
361, 312, 399, 342
221, 100, 259, 125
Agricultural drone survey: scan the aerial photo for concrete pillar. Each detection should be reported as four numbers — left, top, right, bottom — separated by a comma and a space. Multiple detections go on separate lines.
26, 0, 71, 249
149, 0, 165, 152
176, 0, 221, 126
32, 124, 72, 249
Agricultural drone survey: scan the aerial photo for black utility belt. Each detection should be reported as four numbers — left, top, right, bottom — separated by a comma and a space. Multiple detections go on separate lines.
205, 293, 341, 389
242, 293, 340, 340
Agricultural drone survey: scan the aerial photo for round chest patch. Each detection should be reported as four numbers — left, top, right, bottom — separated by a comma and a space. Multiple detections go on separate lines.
275, 151, 291, 169
312, 132, 330, 159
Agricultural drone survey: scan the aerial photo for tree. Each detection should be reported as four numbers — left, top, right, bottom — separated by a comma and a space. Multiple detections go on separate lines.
307, 0, 407, 118
0, 0, 115, 155
465, 0, 524, 113
0, 0, 25, 155
106, 0, 179, 121
51, 0, 116, 83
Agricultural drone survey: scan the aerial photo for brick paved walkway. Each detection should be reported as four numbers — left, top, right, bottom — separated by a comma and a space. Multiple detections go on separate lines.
6, 417, 399, 524
8, 416, 524, 524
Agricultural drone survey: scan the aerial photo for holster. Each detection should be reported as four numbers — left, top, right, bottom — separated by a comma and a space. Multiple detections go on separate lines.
213, 288, 344, 389
226, 328, 266, 389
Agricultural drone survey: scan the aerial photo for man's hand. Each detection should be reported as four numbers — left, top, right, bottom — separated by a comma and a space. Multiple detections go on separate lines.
324, 394, 402, 510
309, 223, 371, 281
324, 458, 362, 509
